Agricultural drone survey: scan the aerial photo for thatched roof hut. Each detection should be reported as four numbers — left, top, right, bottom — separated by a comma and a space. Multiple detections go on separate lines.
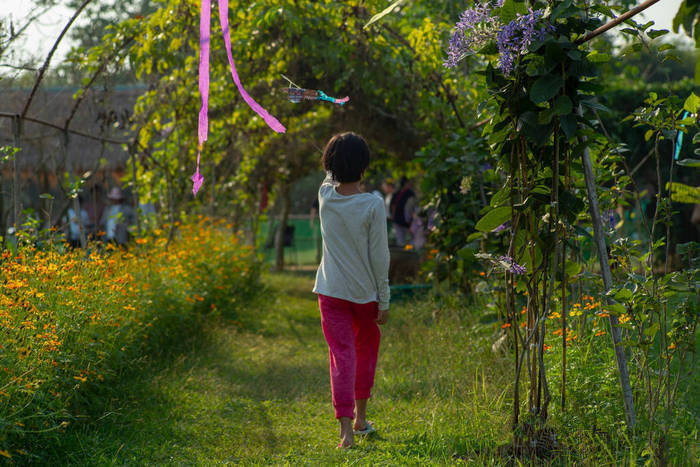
0, 86, 145, 228
0, 86, 143, 172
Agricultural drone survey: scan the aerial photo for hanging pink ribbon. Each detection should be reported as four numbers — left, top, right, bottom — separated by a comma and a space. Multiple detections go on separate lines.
193, 0, 286, 196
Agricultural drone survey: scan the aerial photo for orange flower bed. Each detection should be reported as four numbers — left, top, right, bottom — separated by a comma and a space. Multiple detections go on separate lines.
0, 218, 260, 455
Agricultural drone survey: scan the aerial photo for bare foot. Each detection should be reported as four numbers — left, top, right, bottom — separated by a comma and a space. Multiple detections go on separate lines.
353, 419, 368, 431
338, 417, 354, 449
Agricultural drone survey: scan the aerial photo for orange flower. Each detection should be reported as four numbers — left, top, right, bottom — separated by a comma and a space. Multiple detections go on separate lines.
501, 323, 511, 328
543, 345, 551, 351
668, 342, 676, 350
595, 330, 606, 336
479, 271, 485, 277
553, 328, 563, 336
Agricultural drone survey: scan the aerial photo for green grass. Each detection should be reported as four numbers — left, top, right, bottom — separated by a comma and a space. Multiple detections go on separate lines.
36, 272, 697, 465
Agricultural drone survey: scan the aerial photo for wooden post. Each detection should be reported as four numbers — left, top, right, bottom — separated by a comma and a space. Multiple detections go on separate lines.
581, 144, 636, 429
130, 149, 141, 235
11, 115, 22, 232
62, 131, 87, 249
274, 182, 291, 271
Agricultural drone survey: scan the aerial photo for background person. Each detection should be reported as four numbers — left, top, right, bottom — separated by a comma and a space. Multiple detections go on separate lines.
100, 187, 136, 246
389, 177, 416, 247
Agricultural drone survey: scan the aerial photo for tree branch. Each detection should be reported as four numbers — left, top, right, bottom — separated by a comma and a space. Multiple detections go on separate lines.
20, 0, 96, 120
576, 0, 663, 45
0, 112, 129, 145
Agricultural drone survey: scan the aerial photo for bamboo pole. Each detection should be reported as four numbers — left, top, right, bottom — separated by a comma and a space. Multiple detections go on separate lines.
580, 143, 636, 429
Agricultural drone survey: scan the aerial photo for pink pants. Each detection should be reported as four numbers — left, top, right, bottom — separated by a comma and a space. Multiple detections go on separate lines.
318, 294, 381, 419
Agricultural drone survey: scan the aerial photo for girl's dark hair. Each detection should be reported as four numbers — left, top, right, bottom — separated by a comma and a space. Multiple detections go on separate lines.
322, 132, 370, 183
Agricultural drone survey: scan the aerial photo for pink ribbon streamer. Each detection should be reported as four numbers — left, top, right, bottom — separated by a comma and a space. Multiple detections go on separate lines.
193, 0, 286, 196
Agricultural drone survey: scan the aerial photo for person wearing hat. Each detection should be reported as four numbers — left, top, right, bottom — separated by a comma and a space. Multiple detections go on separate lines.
100, 187, 137, 245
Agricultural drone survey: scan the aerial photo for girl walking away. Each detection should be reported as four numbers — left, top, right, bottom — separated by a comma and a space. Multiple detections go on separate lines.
313, 132, 390, 449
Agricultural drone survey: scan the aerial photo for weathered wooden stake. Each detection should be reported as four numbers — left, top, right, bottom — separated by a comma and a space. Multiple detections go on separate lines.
11, 115, 22, 231
581, 144, 636, 429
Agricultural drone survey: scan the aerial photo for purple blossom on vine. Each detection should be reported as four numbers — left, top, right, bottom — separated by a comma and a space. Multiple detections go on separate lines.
492, 222, 509, 233
499, 255, 527, 275
497, 9, 552, 75
445, 3, 554, 74
444, 2, 501, 68
604, 209, 616, 230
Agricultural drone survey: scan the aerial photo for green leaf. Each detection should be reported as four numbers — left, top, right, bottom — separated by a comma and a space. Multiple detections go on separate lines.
363, 0, 407, 29
530, 74, 563, 104
475, 206, 513, 232
564, 260, 581, 277
607, 303, 627, 315
666, 181, 700, 204
647, 29, 669, 39
559, 114, 577, 140
587, 52, 611, 63
553, 95, 573, 116
683, 92, 700, 113
676, 158, 700, 168
490, 185, 511, 208
613, 288, 633, 301
644, 129, 655, 141
457, 245, 476, 261
644, 322, 660, 337
496, 0, 529, 24
580, 99, 612, 114
538, 108, 554, 124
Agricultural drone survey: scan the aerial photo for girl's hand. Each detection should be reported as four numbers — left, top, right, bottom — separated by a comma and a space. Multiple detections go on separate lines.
376, 308, 389, 325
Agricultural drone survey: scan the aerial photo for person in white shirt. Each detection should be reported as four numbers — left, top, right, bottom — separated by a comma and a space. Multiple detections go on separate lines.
312, 132, 390, 449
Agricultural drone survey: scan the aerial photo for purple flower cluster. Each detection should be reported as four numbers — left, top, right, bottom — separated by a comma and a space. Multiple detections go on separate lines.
497, 9, 553, 75
604, 209, 616, 230
492, 222, 510, 233
444, 2, 502, 68
499, 255, 527, 275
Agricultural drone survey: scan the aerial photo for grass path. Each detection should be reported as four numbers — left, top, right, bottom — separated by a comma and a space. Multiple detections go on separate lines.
48, 272, 522, 465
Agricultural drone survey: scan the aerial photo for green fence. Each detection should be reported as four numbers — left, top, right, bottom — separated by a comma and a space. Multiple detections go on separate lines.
259, 215, 321, 266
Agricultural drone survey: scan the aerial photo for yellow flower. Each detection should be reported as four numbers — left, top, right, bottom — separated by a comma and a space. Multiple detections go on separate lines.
0, 449, 11, 458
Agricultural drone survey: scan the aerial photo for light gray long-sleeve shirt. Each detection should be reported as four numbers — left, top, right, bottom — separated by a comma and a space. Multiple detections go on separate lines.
313, 175, 391, 310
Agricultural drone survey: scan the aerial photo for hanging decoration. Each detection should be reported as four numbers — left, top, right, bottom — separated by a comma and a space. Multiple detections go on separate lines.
282, 74, 350, 106
674, 110, 689, 161
193, 0, 286, 196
